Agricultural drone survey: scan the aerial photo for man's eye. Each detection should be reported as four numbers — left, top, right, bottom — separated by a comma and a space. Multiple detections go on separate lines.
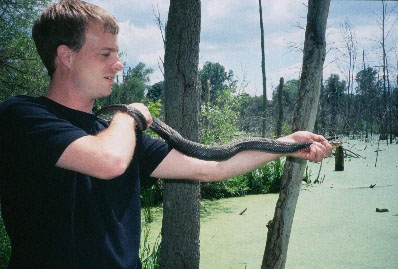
101, 54, 110, 57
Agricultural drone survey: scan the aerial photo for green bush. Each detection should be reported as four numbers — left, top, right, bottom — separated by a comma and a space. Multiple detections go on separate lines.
199, 88, 288, 198
201, 176, 249, 200
248, 159, 284, 194
201, 159, 285, 199
201, 90, 240, 146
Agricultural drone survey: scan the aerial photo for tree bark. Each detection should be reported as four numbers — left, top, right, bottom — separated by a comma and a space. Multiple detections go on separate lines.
262, 0, 330, 268
160, 0, 201, 268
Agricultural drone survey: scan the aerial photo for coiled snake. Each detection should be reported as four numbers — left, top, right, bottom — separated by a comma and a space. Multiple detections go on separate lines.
95, 104, 313, 161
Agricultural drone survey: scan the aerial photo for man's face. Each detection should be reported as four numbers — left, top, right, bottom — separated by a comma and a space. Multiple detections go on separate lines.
69, 23, 123, 101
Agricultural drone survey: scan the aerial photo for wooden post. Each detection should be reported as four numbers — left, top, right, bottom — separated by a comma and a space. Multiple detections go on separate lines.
335, 146, 344, 171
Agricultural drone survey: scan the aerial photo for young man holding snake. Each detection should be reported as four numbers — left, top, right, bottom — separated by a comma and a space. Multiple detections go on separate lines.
0, 0, 332, 268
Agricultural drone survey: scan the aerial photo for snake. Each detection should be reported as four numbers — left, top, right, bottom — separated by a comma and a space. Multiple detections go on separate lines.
95, 104, 313, 161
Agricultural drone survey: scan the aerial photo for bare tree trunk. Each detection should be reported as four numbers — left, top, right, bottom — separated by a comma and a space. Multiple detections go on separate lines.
340, 19, 357, 136
261, 0, 330, 268
259, 0, 267, 137
386, 59, 393, 144
380, 0, 388, 140
276, 77, 284, 137
362, 50, 370, 140
160, 0, 201, 268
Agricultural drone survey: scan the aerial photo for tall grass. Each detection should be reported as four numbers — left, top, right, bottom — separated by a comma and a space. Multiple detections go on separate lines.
140, 225, 161, 269
140, 185, 161, 268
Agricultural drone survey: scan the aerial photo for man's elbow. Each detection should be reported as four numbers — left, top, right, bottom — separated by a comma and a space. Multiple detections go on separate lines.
97, 155, 131, 180
195, 170, 223, 183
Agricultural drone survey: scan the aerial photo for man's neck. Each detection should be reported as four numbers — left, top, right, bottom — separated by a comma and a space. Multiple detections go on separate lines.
46, 81, 94, 114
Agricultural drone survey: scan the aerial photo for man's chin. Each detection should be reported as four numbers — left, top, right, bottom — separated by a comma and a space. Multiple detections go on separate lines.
103, 88, 113, 97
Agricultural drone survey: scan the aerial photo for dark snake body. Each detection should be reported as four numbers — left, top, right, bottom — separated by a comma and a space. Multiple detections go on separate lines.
95, 104, 312, 161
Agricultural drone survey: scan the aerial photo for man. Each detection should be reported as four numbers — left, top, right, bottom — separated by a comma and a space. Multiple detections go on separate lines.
0, 0, 332, 268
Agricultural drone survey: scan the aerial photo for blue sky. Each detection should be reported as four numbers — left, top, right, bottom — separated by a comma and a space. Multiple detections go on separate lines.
87, 0, 398, 97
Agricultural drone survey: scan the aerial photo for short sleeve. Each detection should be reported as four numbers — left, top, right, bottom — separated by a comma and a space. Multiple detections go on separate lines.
138, 132, 173, 178
0, 96, 88, 169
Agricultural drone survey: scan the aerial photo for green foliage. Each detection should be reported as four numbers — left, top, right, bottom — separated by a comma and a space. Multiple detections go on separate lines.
199, 61, 237, 103
200, 87, 286, 198
140, 201, 161, 269
322, 74, 347, 135
146, 81, 164, 103
271, 79, 300, 135
0, 0, 51, 101
140, 226, 160, 269
315, 70, 393, 137
144, 99, 163, 140
201, 159, 285, 199
237, 93, 264, 135
281, 122, 293, 136
140, 99, 164, 206
147, 99, 162, 118
0, 214, 11, 268
140, 176, 162, 268
97, 62, 153, 107
200, 89, 242, 199
142, 187, 156, 223
201, 177, 249, 199
247, 159, 284, 194
201, 88, 241, 145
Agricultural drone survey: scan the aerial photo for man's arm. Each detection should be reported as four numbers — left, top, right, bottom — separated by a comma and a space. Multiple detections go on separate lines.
151, 131, 332, 182
56, 103, 152, 180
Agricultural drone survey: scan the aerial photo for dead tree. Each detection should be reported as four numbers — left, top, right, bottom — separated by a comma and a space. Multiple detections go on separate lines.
276, 77, 284, 137
261, 0, 330, 268
259, 0, 267, 137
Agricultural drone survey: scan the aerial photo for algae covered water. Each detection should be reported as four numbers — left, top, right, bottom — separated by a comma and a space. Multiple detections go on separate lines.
286, 140, 397, 269
201, 140, 398, 268
143, 139, 398, 268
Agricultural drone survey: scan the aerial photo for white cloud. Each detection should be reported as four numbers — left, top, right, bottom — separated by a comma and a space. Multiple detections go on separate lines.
117, 20, 164, 72
82, 0, 397, 97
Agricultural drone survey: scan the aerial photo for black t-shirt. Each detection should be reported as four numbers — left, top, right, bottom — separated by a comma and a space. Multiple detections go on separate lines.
0, 96, 171, 268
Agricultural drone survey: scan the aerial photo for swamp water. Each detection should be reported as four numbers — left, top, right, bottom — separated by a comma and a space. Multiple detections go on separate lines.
142, 139, 398, 268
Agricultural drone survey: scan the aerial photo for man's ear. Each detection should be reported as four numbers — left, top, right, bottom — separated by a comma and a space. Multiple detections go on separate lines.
56, 45, 73, 69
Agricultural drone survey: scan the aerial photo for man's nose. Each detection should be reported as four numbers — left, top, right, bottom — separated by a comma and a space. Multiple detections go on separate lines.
112, 58, 123, 72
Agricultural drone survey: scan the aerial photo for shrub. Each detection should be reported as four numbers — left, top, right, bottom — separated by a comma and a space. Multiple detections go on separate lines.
201, 176, 249, 200
201, 159, 285, 199
241, 159, 284, 194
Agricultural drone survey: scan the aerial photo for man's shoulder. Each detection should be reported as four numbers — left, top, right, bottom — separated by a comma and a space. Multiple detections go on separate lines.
1, 95, 39, 105
0, 96, 57, 131
0, 95, 43, 114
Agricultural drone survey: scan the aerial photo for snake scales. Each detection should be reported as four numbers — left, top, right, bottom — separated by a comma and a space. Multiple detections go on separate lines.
95, 104, 312, 161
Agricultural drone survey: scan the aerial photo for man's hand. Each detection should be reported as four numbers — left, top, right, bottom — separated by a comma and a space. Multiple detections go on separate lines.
127, 103, 153, 129
278, 131, 333, 162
